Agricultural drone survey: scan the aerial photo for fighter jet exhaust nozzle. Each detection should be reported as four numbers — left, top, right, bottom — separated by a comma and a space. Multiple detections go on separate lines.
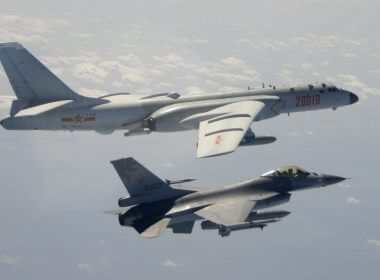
118, 213, 130, 226
322, 174, 346, 186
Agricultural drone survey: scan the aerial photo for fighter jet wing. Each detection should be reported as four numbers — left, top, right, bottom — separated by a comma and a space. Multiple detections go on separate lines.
133, 217, 171, 238
195, 200, 256, 226
196, 101, 265, 158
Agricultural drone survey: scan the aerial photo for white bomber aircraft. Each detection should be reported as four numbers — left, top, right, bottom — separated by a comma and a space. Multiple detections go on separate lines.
0, 42, 359, 158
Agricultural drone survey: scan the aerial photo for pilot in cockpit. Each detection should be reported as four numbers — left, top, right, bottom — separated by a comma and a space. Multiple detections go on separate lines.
262, 166, 310, 178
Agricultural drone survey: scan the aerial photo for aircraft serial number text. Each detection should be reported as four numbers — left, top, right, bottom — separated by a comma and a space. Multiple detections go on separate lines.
296, 95, 320, 107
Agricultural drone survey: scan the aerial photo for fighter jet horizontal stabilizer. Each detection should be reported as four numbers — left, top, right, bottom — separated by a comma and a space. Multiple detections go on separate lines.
165, 178, 197, 185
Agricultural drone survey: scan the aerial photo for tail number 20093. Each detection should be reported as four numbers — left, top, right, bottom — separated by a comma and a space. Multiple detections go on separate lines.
296, 94, 320, 107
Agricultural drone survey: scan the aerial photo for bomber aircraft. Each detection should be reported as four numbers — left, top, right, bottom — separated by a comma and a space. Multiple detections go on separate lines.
0, 42, 358, 157
107, 157, 346, 237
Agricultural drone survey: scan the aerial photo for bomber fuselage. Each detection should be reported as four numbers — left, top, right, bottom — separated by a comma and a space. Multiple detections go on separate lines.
1, 82, 358, 132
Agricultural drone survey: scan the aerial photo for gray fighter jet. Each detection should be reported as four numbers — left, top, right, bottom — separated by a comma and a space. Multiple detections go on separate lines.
0, 42, 358, 158
107, 157, 346, 237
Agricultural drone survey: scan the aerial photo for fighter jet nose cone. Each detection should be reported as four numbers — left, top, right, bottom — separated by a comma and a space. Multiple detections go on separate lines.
349, 93, 359, 104
323, 174, 346, 186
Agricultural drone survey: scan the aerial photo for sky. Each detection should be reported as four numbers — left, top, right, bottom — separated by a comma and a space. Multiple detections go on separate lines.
0, 0, 379, 279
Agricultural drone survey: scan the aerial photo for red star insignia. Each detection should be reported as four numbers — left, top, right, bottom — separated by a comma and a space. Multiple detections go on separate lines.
73, 114, 83, 123
215, 135, 222, 144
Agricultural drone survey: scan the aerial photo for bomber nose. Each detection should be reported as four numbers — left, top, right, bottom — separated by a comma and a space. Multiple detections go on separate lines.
0, 117, 12, 129
323, 174, 346, 186
349, 93, 359, 104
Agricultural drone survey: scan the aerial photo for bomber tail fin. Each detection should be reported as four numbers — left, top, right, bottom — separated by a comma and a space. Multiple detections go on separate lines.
0, 42, 82, 114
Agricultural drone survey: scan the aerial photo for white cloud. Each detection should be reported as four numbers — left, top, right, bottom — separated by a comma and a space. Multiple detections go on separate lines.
338, 182, 351, 188
77, 88, 107, 97
212, 72, 252, 83
162, 259, 177, 268
277, 70, 296, 84
301, 63, 313, 70
339, 74, 380, 99
153, 54, 187, 69
69, 32, 98, 39
289, 130, 315, 137
193, 38, 208, 44
0, 255, 22, 265
341, 52, 357, 59
118, 54, 142, 67
220, 57, 246, 67
0, 15, 72, 43
290, 34, 362, 49
111, 81, 124, 88
156, 82, 175, 90
73, 63, 109, 84
174, 37, 208, 45
346, 196, 361, 204
78, 263, 91, 270
100, 60, 147, 85
0, 96, 14, 111
322, 61, 331, 67
43, 54, 101, 66
240, 38, 288, 51
0, 15, 70, 34
49, 67, 65, 76
367, 239, 380, 247
0, 28, 49, 43
185, 86, 204, 95
218, 86, 243, 92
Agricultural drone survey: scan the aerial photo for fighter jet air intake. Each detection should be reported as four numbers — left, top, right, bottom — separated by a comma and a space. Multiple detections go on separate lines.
0, 42, 358, 158
106, 157, 346, 238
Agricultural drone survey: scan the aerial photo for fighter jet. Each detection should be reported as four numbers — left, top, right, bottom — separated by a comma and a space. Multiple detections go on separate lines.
0, 42, 359, 158
106, 157, 346, 237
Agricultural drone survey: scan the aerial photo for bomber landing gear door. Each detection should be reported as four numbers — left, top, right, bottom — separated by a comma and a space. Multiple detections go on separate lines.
270, 99, 286, 115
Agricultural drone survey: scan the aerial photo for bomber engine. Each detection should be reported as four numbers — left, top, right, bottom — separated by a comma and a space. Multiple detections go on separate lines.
239, 129, 276, 146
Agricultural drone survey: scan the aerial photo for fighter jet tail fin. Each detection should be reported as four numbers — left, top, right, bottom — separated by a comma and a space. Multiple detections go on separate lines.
0, 42, 82, 111
111, 157, 174, 197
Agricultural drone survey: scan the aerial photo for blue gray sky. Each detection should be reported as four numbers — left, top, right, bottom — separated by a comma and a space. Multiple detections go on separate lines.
0, 1, 379, 279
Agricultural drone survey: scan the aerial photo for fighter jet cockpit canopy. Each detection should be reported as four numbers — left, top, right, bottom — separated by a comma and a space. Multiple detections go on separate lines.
261, 166, 310, 178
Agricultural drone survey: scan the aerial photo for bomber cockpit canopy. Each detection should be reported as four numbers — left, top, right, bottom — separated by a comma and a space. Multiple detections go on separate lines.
262, 166, 310, 178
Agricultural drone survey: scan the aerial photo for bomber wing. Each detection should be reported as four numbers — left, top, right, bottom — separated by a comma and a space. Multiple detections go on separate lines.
195, 101, 265, 158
